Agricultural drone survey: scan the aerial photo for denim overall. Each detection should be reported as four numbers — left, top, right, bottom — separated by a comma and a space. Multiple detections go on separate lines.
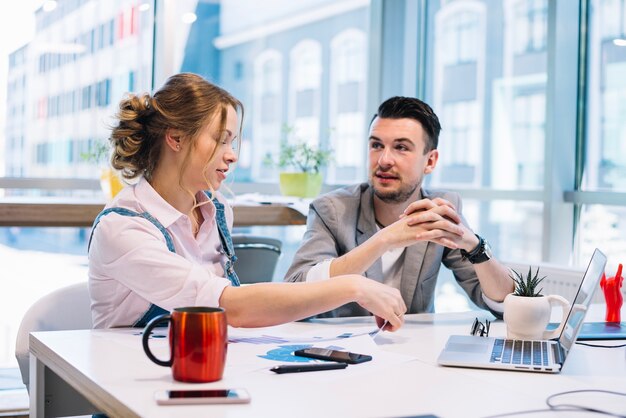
88, 193, 240, 328
205, 191, 241, 287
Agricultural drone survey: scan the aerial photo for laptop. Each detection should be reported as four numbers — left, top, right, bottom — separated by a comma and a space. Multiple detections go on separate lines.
437, 248, 607, 373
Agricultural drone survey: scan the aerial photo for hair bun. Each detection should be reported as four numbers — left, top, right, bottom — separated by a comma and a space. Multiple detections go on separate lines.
109, 73, 243, 181
120, 93, 153, 116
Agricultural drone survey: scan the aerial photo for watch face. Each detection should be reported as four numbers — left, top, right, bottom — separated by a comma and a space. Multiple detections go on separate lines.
462, 235, 492, 264
469, 237, 491, 264
484, 241, 493, 258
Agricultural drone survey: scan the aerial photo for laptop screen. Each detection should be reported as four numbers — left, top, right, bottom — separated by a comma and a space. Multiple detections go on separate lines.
557, 249, 607, 354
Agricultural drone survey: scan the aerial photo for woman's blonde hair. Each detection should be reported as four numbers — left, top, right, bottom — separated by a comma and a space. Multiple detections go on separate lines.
109, 73, 243, 182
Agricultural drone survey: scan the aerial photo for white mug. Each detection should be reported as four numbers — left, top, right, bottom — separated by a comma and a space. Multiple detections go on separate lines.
503, 294, 570, 340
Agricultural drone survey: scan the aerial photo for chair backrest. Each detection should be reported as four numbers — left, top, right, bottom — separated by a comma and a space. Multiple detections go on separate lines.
232, 234, 282, 284
15, 282, 92, 389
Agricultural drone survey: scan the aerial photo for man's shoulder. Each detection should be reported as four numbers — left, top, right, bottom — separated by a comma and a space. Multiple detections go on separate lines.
316, 183, 365, 200
310, 183, 368, 216
422, 188, 461, 203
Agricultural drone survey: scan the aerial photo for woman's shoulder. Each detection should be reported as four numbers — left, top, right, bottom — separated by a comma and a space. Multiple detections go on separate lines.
96, 183, 152, 232
105, 180, 142, 210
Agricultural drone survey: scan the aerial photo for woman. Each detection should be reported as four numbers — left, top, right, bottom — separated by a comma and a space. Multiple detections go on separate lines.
88, 73, 405, 330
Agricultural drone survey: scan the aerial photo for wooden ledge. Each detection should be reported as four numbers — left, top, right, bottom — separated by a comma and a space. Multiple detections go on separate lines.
0, 200, 306, 228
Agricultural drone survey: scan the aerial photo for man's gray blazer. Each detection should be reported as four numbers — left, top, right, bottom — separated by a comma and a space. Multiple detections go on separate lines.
284, 183, 494, 318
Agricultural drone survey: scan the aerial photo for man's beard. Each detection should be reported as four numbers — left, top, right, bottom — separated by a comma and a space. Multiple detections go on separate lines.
370, 179, 419, 204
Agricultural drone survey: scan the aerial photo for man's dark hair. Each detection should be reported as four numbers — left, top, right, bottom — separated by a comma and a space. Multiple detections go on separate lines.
371, 96, 441, 153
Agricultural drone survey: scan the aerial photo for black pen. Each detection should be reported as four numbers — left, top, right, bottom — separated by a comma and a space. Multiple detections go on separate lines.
270, 362, 348, 374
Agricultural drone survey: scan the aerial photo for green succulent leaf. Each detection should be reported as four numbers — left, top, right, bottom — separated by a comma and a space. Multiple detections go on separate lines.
510, 266, 545, 297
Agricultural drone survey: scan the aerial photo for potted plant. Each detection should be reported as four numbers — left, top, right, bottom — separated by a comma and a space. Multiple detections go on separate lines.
510, 267, 545, 297
264, 126, 332, 198
81, 140, 124, 199
503, 267, 569, 340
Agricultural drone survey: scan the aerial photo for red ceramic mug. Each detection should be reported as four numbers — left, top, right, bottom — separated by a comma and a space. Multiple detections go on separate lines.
142, 307, 227, 383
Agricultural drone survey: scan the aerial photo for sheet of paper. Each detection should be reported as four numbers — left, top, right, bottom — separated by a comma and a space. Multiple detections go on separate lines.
230, 193, 311, 216
228, 323, 379, 344
224, 334, 417, 380
114, 324, 417, 381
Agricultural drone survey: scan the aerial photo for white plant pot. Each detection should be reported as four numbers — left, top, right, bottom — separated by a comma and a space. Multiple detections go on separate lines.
503, 294, 570, 340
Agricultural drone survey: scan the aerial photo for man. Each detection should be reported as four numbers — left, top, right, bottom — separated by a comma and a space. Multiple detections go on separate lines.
284, 96, 514, 318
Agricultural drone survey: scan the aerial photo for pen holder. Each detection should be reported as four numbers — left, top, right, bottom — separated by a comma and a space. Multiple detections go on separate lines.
601, 263, 623, 323
503, 294, 570, 340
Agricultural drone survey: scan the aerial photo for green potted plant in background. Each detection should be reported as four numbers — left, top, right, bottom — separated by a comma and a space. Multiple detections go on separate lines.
503, 267, 569, 340
81, 140, 124, 199
264, 125, 332, 198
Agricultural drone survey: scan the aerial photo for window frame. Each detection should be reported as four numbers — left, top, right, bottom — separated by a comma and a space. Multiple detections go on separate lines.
3, 0, 626, 267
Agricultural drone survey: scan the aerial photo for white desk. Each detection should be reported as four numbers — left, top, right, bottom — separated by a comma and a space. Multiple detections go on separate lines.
29, 307, 626, 418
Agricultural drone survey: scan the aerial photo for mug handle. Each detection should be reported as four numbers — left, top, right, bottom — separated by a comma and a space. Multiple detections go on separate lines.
141, 314, 172, 367
542, 295, 570, 340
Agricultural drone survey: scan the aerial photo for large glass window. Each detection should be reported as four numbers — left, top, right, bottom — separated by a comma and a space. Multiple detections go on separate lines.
576, 205, 626, 270
584, 0, 626, 192
510, 93, 545, 188
289, 40, 322, 148
439, 10, 480, 66
437, 101, 481, 186
428, 0, 548, 191
423, 0, 625, 276
156, 0, 371, 184
0, 0, 154, 368
327, 29, 367, 183
3, 0, 153, 185
575, 0, 626, 273
513, 0, 548, 54
424, 0, 551, 309
431, 3, 484, 187
464, 199, 544, 263
599, 0, 626, 38
2, 0, 625, 364
252, 50, 282, 181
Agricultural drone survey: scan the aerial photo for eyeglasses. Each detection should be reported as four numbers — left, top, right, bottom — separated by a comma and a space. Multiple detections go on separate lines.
470, 317, 490, 337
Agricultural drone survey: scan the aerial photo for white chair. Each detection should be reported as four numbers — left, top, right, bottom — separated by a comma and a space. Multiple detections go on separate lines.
15, 282, 92, 390
232, 234, 282, 284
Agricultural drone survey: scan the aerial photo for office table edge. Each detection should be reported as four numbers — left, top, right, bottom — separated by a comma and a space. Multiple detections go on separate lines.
29, 332, 140, 418
27, 310, 626, 418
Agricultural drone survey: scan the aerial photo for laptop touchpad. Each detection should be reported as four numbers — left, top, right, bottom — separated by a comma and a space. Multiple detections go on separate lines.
446, 342, 489, 353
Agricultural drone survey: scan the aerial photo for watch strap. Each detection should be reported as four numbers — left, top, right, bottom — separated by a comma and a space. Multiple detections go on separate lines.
460, 234, 491, 264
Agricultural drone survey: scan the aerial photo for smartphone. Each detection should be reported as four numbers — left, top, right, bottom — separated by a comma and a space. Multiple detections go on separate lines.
154, 389, 251, 405
294, 347, 372, 364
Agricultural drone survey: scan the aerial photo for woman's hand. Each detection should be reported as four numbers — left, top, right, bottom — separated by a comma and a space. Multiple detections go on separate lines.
348, 275, 406, 331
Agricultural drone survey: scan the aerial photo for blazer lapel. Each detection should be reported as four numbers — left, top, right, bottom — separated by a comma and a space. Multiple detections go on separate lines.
399, 188, 428, 307
357, 186, 384, 283
400, 241, 428, 308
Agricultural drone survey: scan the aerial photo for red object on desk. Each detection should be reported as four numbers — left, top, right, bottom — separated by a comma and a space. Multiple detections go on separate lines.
600, 264, 623, 323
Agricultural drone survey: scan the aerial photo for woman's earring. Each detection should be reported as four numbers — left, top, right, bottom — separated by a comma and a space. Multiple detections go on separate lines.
176, 144, 181, 151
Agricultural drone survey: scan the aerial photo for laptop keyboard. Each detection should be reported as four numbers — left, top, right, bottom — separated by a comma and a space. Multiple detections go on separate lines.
489, 339, 550, 366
